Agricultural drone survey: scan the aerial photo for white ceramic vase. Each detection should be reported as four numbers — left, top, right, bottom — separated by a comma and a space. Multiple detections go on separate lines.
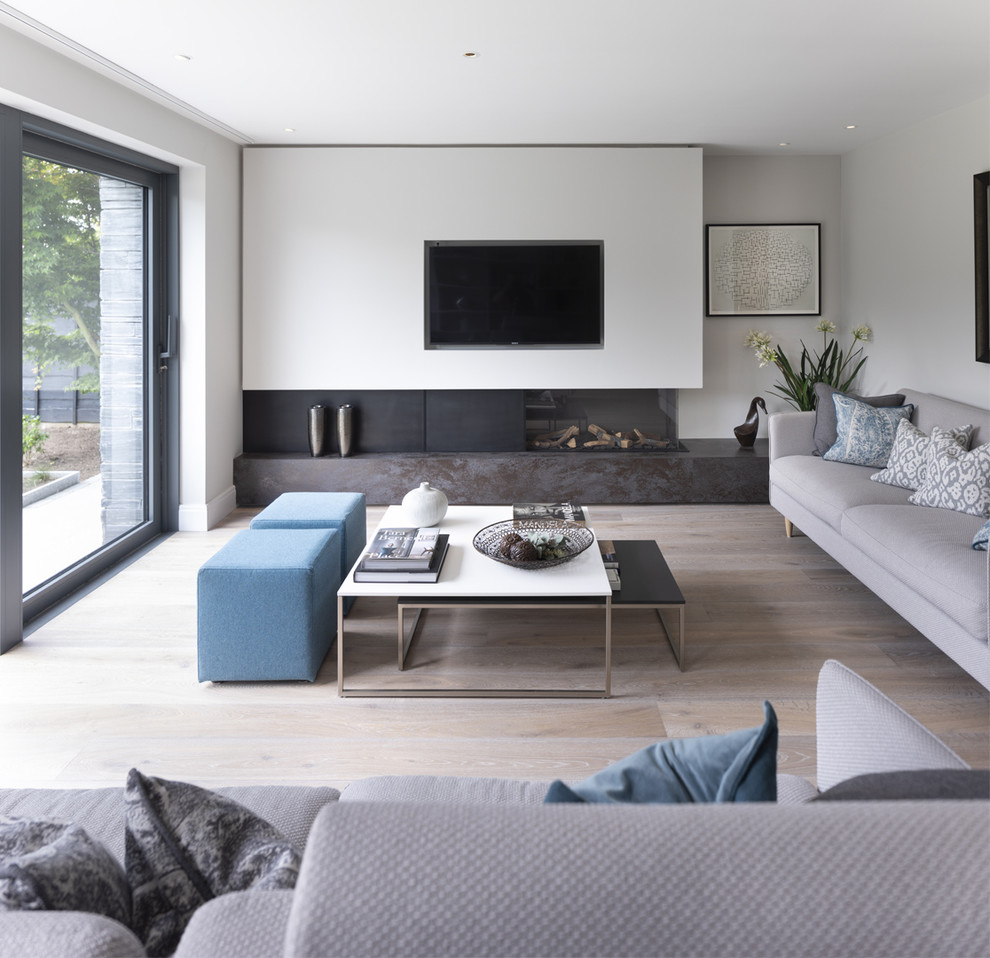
402, 481, 448, 527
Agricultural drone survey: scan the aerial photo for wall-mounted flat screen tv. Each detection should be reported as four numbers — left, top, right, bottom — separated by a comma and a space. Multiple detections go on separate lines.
425, 240, 604, 349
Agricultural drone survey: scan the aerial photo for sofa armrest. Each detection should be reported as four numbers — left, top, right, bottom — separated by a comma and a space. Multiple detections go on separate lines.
768, 410, 815, 461
0, 912, 145, 958
815, 659, 969, 791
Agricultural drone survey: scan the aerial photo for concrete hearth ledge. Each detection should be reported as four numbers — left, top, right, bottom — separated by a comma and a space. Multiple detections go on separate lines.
234, 439, 768, 507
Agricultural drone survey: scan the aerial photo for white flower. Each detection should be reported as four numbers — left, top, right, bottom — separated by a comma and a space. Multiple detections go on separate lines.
744, 330, 772, 350
815, 319, 836, 335
852, 325, 872, 342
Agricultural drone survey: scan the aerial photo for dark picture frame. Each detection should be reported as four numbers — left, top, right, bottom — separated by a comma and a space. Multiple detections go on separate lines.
975, 171, 989, 364
706, 223, 821, 317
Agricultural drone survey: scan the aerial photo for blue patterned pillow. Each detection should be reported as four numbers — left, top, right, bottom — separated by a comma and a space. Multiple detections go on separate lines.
823, 394, 915, 467
974, 519, 990, 551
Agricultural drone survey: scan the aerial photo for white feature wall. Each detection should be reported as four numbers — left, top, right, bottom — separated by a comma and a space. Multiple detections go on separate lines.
243, 146, 703, 390
841, 97, 990, 409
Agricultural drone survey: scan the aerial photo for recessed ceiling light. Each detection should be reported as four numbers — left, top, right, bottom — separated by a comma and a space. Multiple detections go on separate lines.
846, 124, 857, 130
173, 54, 191, 62
283, 128, 295, 134
778, 141, 790, 147
462, 51, 480, 59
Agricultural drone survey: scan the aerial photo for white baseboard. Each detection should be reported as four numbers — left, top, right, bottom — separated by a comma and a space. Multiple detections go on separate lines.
178, 484, 238, 531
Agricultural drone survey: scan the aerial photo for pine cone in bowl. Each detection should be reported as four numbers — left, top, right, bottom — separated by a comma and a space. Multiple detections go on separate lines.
509, 539, 539, 562
496, 532, 524, 558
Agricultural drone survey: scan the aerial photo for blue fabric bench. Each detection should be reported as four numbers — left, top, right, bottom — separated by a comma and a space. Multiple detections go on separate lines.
197, 528, 340, 682
250, 492, 366, 614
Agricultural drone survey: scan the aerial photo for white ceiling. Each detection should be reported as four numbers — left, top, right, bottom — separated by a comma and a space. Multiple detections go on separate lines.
0, 0, 987, 153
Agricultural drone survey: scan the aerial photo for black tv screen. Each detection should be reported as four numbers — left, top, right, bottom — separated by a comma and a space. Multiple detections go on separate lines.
425, 241, 604, 349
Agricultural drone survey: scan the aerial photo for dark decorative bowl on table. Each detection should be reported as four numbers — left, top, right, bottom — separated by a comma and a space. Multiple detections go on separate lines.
472, 518, 594, 569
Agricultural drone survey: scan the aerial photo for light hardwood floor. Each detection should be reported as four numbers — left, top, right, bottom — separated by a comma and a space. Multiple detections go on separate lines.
1, 504, 986, 791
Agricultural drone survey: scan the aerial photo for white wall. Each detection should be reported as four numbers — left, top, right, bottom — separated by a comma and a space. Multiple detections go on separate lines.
681, 155, 843, 438
243, 147, 703, 390
841, 97, 990, 409
0, 24, 243, 530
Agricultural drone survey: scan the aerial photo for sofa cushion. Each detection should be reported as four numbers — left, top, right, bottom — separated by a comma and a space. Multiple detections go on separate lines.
823, 394, 914, 467
840, 504, 988, 639
909, 428, 990, 517
286, 801, 990, 958
814, 769, 990, 802
812, 383, 906, 455
124, 770, 301, 957
174, 890, 294, 958
544, 702, 777, 804
974, 518, 990, 551
871, 419, 974, 491
771, 455, 911, 531
0, 818, 130, 927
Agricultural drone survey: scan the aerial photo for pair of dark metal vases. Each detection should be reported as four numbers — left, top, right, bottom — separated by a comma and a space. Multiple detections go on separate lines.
308, 404, 353, 457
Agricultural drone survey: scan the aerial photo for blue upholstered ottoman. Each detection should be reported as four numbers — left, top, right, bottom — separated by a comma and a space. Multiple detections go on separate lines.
250, 492, 366, 614
197, 528, 340, 682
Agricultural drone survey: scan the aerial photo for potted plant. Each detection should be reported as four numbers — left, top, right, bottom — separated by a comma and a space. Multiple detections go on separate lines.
745, 320, 872, 411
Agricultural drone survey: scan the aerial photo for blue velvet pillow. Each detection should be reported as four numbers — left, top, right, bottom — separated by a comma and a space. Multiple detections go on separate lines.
973, 519, 990, 551
545, 702, 778, 804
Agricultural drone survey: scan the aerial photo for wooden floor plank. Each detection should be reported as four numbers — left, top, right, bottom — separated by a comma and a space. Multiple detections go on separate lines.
0, 503, 985, 790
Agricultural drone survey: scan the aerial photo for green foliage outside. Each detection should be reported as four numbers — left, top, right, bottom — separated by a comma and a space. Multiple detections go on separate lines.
21, 157, 102, 394
22, 414, 48, 464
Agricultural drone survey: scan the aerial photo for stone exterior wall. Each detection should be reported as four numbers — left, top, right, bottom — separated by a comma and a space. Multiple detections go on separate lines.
99, 178, 145, 541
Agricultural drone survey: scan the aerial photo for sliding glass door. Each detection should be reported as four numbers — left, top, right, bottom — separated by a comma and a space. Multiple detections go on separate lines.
1, 112, 177, 646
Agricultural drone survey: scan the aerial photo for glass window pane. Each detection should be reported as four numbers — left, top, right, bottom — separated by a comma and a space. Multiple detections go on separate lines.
21, 157, 147, 592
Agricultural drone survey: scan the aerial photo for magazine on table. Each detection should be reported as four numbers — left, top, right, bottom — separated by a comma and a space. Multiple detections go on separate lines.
361, 526, 441, 570
512, 502, 588, 525
354, 535, 449, 582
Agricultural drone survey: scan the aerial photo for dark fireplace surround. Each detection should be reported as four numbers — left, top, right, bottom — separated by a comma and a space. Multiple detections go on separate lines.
243, 389, 678, 456
236, 388, 768, 507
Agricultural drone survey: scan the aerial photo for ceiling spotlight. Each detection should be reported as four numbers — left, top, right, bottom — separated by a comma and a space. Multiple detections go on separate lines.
462, 51, 480, 59
283, 128, 296, 134
173, 54, 191, 62
778, 141, 790, 147
845, 124, 857, 130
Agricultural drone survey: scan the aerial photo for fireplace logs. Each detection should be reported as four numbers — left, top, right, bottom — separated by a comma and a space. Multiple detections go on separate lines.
529, 423, 677, 451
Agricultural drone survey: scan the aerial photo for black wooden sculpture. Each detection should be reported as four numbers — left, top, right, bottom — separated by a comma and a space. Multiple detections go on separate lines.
734, 396, 767, 448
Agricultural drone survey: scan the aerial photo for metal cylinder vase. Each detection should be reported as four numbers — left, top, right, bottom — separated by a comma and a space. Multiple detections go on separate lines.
336, 404, 354, 457
308, 405, 327, 457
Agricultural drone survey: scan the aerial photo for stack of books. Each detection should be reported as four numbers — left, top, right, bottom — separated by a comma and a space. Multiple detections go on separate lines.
512, 502, 588, 525
353, 526, 449, 582
598, 539, 621, 591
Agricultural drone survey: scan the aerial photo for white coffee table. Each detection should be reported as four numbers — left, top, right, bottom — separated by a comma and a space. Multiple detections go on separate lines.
336, 505, 613, 697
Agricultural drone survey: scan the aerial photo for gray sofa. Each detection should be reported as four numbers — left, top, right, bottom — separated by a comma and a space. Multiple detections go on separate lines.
769, 387, 990, 689
1, 660, 987, 958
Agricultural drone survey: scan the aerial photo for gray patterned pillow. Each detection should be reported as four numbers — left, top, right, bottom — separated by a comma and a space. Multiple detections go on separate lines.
0, 818, 130, 926
823, 393, 914, 467
871, 419, 975, 490
125, 769, 301, 957
909, 428, 990, 517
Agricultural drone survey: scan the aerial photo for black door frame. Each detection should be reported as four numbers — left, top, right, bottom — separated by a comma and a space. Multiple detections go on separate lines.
1, 107, 179, 650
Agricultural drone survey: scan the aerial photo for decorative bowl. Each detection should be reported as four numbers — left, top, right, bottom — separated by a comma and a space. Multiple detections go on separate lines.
472, 518, 594, 570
